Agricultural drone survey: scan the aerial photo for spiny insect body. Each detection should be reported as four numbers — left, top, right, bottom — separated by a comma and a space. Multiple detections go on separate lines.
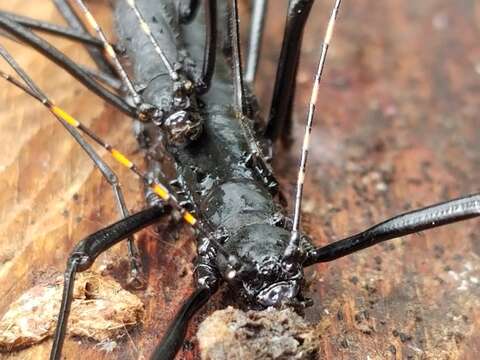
0, 1, 478, 359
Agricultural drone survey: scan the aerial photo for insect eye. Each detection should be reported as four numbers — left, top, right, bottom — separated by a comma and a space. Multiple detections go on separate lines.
163, 110, 203, 145
282, 261, 300, 277
173, 94, 191, 109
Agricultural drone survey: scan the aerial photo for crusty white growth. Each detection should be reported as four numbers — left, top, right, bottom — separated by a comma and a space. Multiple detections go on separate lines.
198, 306, 321, 360
0, 272, 144, 351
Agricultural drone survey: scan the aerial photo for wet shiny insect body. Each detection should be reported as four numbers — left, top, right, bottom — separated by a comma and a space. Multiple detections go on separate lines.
0, 0, 480, 360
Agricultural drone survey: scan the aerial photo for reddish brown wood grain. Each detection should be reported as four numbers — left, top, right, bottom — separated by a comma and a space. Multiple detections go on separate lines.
0, 0, 479, 359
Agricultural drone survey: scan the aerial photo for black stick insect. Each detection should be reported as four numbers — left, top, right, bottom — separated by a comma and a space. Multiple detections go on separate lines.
0, 0, 479, 359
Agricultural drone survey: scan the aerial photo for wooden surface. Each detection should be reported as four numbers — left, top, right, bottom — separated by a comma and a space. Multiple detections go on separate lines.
0, 0, 479, 359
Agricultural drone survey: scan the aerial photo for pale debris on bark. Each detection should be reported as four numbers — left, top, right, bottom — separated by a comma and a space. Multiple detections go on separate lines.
197, 306, 323, 360
0, 272, 144, 352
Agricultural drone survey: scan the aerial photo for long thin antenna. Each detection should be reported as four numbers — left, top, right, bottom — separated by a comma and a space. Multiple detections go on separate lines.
73, 0, 143, 106
0, 67, 234, 266
284, 0, 342, 260
124, 0, 179, 81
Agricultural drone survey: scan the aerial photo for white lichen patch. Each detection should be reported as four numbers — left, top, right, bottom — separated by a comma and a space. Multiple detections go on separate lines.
0, 272, 144, 351
198, 306, 321, 360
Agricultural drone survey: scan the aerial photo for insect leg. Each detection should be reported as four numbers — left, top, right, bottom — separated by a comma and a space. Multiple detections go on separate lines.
151, 287, 214, 360
50, 205, 169, 360
72, 0, 149, 108
304, 193, 480, 266
0, 10, 103, 47
228, 0, 248, 116
0, 11, 121, 90
53, 0, 116, 76
152, 237, 221, 359
58, 112, 146, 287
196, 0, 217, 94
280, 60, 299, 146
0, 46, 146, 287
264, 0, 314, 142
0, 52, 235, 277
78, 64, 122, 91
223, 0, 278, 194
0, 15, 136, 117
245, 0, 267, 84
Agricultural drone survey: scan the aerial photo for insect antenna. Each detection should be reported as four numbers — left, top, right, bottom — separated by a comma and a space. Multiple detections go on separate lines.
284, 0, 342, 261
124, 0, 179, 81
0, 42, 149, 286
53, 0, 116, 77
72, 0, 145, 107
0, 45, 239, 266
0, 44, 44, 97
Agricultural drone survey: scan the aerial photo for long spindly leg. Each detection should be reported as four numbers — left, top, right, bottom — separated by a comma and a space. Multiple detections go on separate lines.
197, 0, 217, 94
0, 15, 136, 117
0, 54, 227, 257
264, 0, 314, 142
304, 194, 480, 266
178, 0, 217, 93
0, 43, 236, 274
223, 0, 278, 193
0, 10, 122, 90
0, 50, 225, 359
50, 205, 170, 360
245, 0, 267, 84
0, 10, 103, 47
71, 0, 147, 107
280, 59, 299, 147
78, 63, 122, 91
229, 0, 248, 116
151, 287, 213, 360
53, 0, 116, 76
0, 45, 145, 286
151, 240, 220, 359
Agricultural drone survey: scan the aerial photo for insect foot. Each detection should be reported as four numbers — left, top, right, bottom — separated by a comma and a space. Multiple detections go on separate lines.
126, 255, 147, 290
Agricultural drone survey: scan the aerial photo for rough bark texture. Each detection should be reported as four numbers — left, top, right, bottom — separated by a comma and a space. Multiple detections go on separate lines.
0, 0, 479, 359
